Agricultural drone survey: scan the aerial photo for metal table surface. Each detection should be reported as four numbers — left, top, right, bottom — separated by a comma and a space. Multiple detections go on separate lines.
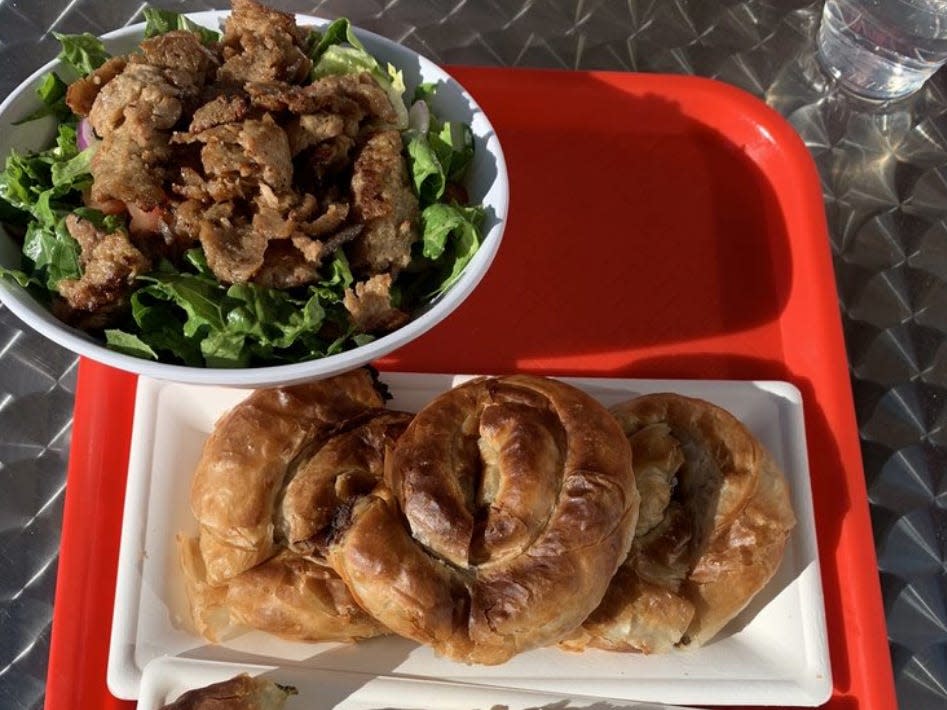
0, 1, 943, 708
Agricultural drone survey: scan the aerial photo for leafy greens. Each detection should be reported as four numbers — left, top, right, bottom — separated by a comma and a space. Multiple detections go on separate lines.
142, 8, 221, 45
309, 18, 409, 129
0, 7, 486, 368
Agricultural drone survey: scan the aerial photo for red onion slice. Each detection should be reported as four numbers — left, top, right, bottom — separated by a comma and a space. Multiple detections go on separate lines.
76, 117, 99, 151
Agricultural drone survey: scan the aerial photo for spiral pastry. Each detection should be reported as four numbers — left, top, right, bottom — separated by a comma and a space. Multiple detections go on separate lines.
326, 375, 640, 664
179, 539, 385, 642
564, 393, 796, 653
189, 369, 385, 585
182, 370, 409, 642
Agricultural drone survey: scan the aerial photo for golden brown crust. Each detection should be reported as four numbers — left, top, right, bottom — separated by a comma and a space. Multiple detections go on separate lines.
683, 453, 796, 645
183, 389, 407, 643
189, 369, 385, 585
280, 410, 413, 559
158, 672, 295, 710
566, 393, 795, 653
327, 375, 639, 664
179, 536, 388, 643
560, 570, 694, 654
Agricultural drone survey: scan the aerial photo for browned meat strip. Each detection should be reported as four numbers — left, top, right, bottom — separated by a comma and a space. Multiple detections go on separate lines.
135, 31, 219, 97
322, 223, 363, 253
286, 113, 346, 155
246, 80, 360, 117
348, 130, 419, 275
65, 56, 128, 117
252, 206, 297, 240
199, 203, 268, 283
246, 74, 395, 126
84, 59, 187, 209
290, 234, 324, 263
172, 121, 240, 147
190, 95, 250, 132
253, 241, 321, 289
201, 132, 253, 177
172, 166, 255, 203
239, 115, 293, 192
78, 30, 222, 215
171, 167, 212, 202
343, 274, 409, 333
330, 73, 399, 126
88, 63, 182, 136
174, 114, 292, 194
55, 213, 151, 319
302, 201, 349, 237
218, 0, 311, 85
172, 199, 206, 240
256, 183, 314, 215
90, 122, 171, 209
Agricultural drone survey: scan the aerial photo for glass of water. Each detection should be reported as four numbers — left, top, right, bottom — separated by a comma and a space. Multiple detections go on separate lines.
818, 0, 947, 100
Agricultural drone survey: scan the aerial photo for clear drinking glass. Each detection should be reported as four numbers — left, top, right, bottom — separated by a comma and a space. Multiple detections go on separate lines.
817, 0, 947, 100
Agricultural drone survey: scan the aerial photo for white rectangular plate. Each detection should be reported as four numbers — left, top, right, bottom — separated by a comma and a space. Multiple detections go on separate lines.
109, 374, 831, 707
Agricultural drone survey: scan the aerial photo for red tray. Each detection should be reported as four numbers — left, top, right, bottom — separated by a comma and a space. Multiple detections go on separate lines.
44, 67, 896, 710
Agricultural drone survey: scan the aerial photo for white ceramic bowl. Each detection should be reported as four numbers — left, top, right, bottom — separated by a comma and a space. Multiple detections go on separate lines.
0, 11, 508, 387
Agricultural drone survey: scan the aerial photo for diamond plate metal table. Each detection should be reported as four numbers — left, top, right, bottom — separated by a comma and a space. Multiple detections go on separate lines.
0, 1, 943, 709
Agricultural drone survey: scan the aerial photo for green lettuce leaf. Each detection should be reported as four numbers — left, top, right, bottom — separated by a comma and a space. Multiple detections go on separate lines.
71, 206, 124, 233
314, 249, 354, 302
405, 133, 445, 205
53, 32, 110, 77
429, 120, 474, 182
104, 330, 159, 360
136, 272, 231, 337
0, 266, 42, 289
103, 248, 372, 367
22, 217, 82, 290
201, 330, 251, 368
310, 18, 408, 128
0, 122, 90, 215
310, 17, 364, 59
404, 122, 474, 205
51, 146, 94, 188
143, 8, 221, 45
412, 82, 437, 103
403, 85, 475, 205
183, 247, 215, 277
411, 202, 484, 297
0, 152, 46, 213
225, 282, 326, 350
125, 292, 206, 366
14, 73, 72, 125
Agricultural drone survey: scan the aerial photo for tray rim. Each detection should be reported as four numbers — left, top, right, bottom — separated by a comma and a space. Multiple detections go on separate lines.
44, 64, 897, 710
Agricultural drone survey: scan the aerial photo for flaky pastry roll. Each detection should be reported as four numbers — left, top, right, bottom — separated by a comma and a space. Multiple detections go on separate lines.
179, 538, 386, 642
326, 375, 640, 664
564, 393, 796, 653
182, 372, 408, 643
158, 672, 295, 710
189, 368, 385, 585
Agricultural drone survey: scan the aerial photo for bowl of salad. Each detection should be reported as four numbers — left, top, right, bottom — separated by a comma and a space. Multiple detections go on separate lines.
0, 0, 507, 386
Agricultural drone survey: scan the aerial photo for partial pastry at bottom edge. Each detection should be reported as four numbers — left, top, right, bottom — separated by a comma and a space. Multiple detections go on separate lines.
157, 672, 296, 710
